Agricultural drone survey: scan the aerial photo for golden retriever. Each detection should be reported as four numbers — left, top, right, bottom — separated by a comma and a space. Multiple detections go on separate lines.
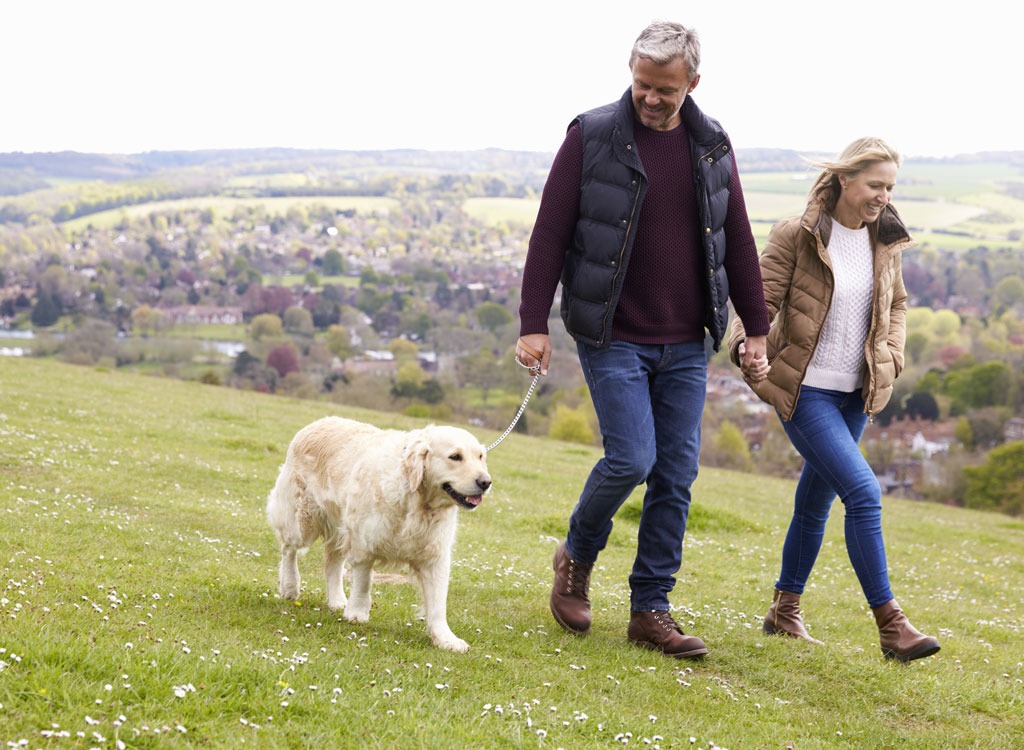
266, 416, 491, 652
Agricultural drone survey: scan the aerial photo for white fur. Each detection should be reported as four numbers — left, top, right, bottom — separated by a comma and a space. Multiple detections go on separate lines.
266, 416, 491, 652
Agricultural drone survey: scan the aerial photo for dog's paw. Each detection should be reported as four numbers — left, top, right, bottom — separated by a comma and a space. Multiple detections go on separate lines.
279, 583, 299, 601
343, 605, 370, 623
327, 597, 347, 612
432, 635, 468, 651
431, 632, 469, 653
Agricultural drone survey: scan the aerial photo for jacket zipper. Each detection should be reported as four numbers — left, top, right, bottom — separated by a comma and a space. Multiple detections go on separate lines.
600, 170, 643, 344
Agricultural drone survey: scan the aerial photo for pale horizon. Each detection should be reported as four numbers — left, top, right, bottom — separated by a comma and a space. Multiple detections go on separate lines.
4, 1, 1019, 160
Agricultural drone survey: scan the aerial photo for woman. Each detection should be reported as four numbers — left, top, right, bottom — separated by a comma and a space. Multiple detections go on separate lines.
728, 137, 940, 663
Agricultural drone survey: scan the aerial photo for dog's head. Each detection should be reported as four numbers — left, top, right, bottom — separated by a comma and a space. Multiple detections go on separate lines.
402, 425, 491, 510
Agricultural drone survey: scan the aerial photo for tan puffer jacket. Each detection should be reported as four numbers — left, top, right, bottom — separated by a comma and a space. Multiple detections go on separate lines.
728, 199, 914, 420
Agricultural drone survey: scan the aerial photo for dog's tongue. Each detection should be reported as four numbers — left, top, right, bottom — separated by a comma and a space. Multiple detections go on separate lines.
465, 495, 483, 507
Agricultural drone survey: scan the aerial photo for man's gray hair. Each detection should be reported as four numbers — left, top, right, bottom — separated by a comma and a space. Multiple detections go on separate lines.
630, 20, 700, 76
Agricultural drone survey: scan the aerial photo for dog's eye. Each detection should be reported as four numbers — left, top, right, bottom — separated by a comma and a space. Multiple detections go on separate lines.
449, 452, 463, 462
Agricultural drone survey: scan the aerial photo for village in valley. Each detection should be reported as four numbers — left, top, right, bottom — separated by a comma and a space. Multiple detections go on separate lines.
1, 147, 1022, 514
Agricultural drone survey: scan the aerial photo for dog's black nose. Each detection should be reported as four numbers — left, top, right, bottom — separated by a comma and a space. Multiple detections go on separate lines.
477, 478, 491, 492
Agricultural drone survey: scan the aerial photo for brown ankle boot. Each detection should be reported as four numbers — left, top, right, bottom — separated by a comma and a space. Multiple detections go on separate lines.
628, 610, 708, 659
550, 541, 592, 635
763, 588, 823, 645
872, 599, 940, 662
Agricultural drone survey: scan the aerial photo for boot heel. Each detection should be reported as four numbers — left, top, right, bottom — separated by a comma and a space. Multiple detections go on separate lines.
762, 589, 823, 645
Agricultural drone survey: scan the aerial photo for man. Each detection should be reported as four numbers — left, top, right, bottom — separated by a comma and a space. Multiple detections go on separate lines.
517, 20, 770, 659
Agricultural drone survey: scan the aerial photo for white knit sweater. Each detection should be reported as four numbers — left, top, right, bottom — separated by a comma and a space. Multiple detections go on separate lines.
803, 221, 874, 392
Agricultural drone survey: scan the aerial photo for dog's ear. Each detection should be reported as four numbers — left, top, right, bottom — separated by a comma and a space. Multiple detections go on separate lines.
401, 431, 430, 491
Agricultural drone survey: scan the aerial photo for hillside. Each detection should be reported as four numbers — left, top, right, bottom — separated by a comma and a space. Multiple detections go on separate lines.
2, 146, 1023, 519
1, 356, 1022, 748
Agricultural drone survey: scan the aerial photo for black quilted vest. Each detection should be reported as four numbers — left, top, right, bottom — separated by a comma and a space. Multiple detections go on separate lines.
560, 88, 734, 350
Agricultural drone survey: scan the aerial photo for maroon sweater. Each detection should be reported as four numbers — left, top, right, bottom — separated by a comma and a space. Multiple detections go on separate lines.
519, 121, 770, 344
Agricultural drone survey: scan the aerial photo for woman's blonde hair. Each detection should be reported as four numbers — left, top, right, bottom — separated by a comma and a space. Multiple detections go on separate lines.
807, 136, 902, 211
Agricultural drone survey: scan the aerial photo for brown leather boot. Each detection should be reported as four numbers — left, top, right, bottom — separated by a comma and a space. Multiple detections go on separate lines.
763, 588, 824, 645
872, 599, 940, 662
628, 610, 708, 659
550, 541, 593, 635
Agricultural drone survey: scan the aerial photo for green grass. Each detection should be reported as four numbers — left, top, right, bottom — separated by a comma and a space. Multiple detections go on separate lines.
1, 357, 1022, 748
271, 274, 359, 289
462, 191, 1022, 252
60, 196, 400, 231
463, 197, 541, 226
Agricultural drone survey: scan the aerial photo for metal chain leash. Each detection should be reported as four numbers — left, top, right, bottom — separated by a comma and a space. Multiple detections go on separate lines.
485, 353, 542, 452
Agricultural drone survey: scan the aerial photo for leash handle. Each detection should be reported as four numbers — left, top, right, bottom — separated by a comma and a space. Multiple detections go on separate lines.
514, 337, 543, 376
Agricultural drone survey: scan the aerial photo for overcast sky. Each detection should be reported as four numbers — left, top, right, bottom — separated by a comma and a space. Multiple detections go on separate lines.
3, 0, 1019, 158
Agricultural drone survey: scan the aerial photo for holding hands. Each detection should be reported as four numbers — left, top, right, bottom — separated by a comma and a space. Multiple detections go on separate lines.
738, 335, 770, 382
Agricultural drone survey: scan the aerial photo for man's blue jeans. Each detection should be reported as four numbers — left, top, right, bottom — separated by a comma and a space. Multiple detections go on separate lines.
567, 341, 706, 611
777, 386, 894, 608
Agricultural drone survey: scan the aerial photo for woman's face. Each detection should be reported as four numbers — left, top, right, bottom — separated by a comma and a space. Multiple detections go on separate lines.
833, 160, 899, 229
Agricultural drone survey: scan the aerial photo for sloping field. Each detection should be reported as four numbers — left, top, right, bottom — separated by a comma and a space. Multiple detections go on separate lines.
1, 356, 1022, 748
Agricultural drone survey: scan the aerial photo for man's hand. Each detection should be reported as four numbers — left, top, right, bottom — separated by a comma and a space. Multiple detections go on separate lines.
516, 334, 551, 376
738, 335, 769, 382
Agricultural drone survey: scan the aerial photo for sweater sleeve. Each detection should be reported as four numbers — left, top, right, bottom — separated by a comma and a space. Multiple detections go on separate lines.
518, 125, 583, 337
722, 156, 770, 338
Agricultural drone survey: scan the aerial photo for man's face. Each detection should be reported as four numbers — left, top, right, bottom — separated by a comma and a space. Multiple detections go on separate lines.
630, 55, 699, 131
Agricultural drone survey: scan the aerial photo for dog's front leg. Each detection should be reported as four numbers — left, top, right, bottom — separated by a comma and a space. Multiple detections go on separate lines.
343, 558, 373, 622
324, 545, 347, 611
279, 546, 301, 600
415, 562, 468, 653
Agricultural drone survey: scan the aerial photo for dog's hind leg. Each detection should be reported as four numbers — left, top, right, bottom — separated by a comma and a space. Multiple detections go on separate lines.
414, 560, 468, 653
343, 558, 373, 622
324, 544, 348, 612
278, 546, 301, 600
268, 475, 311, 601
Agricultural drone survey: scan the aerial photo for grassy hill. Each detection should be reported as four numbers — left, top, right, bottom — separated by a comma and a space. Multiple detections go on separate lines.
1, 357, 1022, 748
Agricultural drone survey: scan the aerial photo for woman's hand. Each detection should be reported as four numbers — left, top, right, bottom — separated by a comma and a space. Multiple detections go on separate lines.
738, 340, 770, 382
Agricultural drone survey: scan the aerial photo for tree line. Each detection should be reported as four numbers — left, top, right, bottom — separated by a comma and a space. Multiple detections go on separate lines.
1, 160, 1022, 516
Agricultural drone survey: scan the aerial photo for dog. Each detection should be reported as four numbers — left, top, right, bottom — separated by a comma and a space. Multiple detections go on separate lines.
266, 416, 491, 652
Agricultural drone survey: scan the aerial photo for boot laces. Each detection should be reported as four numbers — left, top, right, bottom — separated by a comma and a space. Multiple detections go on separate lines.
653, 610, 682, 633
566, 558, 592, 600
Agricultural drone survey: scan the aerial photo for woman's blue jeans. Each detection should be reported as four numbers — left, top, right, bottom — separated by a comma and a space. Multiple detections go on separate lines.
777, 386, 893, 608
567, 341, 707, 612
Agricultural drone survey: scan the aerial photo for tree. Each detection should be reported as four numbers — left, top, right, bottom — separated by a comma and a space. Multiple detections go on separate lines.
418, 378, 445, 404
944, 360, 1013, 413
474, 301, 513, 333
267, 344, 301, 378
283, 305, 314, 335
30, 285, 61, 327
250, 313, 283, 341
322, 248, 345, 276
389, 338, 420, 364
61, 319, 118, 366
905, 331, 929, 365
954, 416, 974, 450
326, 324, 356, 362
131, 304, 166, 335
964, 407, 1011, 450
963, 441, 1024, 515
708, 420, 753, 472
904, 391, 940, 421
391, 361, 428, 399
549, 404, 594, 445
458, 347, 499, 406
931, 308, 962, 338
234, 350, 259, 376
992, 275, 1024, 313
